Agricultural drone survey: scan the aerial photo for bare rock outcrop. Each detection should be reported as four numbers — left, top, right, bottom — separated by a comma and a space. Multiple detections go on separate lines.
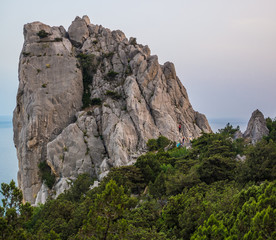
243, 109, 269, 144
14, 16, 212, 204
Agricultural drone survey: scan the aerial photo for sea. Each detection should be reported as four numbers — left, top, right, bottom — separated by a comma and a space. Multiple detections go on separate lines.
0, 116, 18, 186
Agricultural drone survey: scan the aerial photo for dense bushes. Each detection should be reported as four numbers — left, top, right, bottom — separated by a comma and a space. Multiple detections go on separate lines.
265, 117, 276, 142
38, 161, 55, 189
1, 122, 276, 239
146, 135, 173, 151
76, 53, 99, 109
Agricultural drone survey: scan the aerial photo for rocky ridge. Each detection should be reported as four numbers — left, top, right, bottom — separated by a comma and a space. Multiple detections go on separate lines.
243, 109, 269, 144
13, 16, 212, 204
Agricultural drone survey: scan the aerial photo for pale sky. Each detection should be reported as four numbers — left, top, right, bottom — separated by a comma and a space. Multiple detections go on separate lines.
1, 0, 275, 120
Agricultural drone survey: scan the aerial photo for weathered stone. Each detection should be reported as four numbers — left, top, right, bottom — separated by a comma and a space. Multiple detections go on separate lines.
14, 16, 212, 204
34, 183, 48, 205
13, 21, 83, 204
233, 130, 243, 140
68, 16, 89, 47
243, 109, 269, 144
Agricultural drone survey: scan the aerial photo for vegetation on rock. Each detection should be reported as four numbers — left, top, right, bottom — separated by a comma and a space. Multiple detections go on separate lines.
37, 30, 49, 38
1, 119, 276, 239
76, 53, 99, 109
38, 161, 55, 189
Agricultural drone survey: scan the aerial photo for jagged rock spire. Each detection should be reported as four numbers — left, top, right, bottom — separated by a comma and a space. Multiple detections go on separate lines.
14, 16, 212, 204
243, 109, 269, 144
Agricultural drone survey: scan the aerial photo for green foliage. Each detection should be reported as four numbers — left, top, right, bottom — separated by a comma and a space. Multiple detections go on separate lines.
29, 198, 75, 239
228, 181, 276, 239
60, 174, 94, 202
218, 122, 240, 137
76, 53, 99, 109
265, 117, 276, 142
146, 136, 172, 151
0, 181, 32, 240
105, 70, 119, 80
149, 172, 167, 198
135, 152, 161, 184
125, 64, 132, 76
38, 161, 55, 189
91, 98, 102, 106
197, 154, 237, 184
1, 180, 23, 215
37, 30, 49, 38
77, 180, 136, 239
105, 90, 122, 100
191, 214, 228, 240
54, 37, 62, 42
146, 139, 158, 151
239, 139, 276, 183
168, 147, 189, 158
101, 166, 145, 194
1, 121, 276, 239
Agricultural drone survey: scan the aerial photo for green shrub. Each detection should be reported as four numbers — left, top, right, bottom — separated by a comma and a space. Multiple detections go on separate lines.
157, 136, 171, 149
101, 166, 146, 194
76, 53, 99, 109
22, 52, 31, 57
168, 147, 189, 158
105, 90, 122, 100
125, 65, 132, 76
38, 161, 55, 189
147, 136, 172, 151
54, 37, 62, 42
135, 153, 161, 184
62, 174, 94, 202
106, 70, 118, 80
265, 117, 276, 142
37, 30, 49, 38
147, 139, 158, 151
91, 98, 102, 106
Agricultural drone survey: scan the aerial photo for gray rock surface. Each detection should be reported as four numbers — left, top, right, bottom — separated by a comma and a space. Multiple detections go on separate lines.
13, 21, 83, 204
14, 16, 212, 204
68, 16, 89, 47
243, 109, 269, 144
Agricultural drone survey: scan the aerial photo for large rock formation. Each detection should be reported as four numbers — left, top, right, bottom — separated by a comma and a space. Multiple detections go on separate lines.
243, 109, 269, 144
13, 16, 212, 204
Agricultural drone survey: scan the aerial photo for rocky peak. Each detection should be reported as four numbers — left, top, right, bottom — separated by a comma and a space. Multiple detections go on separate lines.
68, 16, 90, 47
13, 15, 212, 204
243, 109, 269, 144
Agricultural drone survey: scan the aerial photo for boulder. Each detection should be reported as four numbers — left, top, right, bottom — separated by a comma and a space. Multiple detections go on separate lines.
68, 16, 89, 47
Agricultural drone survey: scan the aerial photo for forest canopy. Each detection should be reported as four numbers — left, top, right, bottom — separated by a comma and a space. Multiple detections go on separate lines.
1, 118, 276, 239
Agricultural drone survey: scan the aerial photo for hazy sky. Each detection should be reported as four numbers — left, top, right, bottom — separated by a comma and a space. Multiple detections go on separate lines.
1, 0, 275, 120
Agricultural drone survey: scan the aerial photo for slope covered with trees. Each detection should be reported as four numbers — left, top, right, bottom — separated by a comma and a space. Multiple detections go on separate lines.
1, 118, 276, 239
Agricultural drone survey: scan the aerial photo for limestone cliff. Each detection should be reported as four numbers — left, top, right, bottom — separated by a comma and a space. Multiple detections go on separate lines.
13, 16, 212, 204
243, 109, 269, 144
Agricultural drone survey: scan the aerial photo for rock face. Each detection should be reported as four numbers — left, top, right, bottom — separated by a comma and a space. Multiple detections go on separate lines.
13, 16, 212, 204
243, 109, 269, 144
